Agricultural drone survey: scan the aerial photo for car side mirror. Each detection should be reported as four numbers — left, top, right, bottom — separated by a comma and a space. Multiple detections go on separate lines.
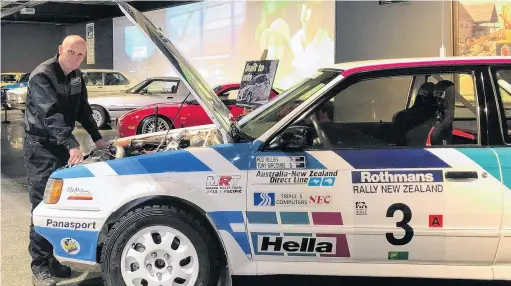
140, 89, 148, 94
267, 126, 312, 150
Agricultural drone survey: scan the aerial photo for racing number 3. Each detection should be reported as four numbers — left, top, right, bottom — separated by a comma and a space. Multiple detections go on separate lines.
386, 203, 413, 246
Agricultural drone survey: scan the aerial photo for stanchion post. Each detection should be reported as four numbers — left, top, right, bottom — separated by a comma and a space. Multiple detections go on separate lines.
1, 91, 10, 124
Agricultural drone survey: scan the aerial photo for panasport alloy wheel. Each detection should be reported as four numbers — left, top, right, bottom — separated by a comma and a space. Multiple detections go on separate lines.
100, 205, 223, 286
120, 225, 199, 286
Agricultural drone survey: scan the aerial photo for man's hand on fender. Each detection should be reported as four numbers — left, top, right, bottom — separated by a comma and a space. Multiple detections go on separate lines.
95, 139, 108, 150
68, 148, 84, 165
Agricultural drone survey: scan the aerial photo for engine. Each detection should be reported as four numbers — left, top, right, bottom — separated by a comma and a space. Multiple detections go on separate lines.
79, 127, 223, 164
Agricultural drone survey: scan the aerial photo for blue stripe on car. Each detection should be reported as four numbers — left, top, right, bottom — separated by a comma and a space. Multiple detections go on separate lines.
34, 227, 99, 263
208, 211, 251, 255
456, 148, 502, 183
334, 149, 451, 169
211, 143, 252, 170
246, 211, 278, 224
50, 165, 94, 179
485, 147, 511, 191
106, 150, 211, 175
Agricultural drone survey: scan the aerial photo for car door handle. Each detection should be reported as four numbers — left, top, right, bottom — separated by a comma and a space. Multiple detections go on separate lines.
445, 171, 478, 180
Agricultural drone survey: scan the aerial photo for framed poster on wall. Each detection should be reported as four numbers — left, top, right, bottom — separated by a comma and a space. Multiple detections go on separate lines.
452, 1, 511, 105
453, 1, 511, 57
86, 22, 95, 65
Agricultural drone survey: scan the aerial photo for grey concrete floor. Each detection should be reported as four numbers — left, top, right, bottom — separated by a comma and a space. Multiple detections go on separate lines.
0, 108, 507, 286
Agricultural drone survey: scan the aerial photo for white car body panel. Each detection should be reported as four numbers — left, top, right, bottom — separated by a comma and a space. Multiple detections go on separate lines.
32, 142, 511, 279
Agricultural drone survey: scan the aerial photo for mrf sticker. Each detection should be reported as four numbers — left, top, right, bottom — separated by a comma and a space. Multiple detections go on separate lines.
256, 156, 305, 170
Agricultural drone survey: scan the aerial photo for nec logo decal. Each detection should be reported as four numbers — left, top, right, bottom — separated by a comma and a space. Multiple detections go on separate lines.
254, 192, 330, 206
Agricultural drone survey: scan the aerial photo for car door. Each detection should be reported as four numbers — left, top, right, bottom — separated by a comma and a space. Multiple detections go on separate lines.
124, 79, 181, 110
487, 66, 511, 277
247, 67, 502, 265
245, 73, 351, 262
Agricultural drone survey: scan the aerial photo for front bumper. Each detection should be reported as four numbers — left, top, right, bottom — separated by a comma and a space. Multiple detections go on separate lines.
33, 204, 106, 264
6, 92, 26, 110
117, 119, 137, 137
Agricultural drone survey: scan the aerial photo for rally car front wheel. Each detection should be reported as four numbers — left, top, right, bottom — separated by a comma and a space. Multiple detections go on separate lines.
100, 205, 222, 286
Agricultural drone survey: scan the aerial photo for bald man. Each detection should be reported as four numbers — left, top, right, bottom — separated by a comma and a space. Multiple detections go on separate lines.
23, 35, 107, 286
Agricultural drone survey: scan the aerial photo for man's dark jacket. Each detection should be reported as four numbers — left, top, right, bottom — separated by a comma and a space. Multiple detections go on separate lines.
24, 55, 102, 150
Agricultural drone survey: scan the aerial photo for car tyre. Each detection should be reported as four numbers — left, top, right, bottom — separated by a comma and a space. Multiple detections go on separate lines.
138, 116, 173, 134
91, 105, 107, 128
100, 205, 222, 286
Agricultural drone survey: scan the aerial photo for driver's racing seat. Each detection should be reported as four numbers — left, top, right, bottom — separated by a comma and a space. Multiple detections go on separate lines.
392, 82, 436, 146
426, 80, 456, 146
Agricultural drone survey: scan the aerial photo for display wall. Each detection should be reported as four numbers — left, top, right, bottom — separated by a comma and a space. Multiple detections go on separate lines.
64, 18, 114, 70
1, 23, 65, 73
335, 1, 453, 63
1, 19, 114, 73
113, 0, 335, 90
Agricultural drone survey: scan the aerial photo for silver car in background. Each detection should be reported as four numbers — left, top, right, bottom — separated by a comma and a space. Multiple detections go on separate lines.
5, 69, 133, 113
89, 76, 191, 128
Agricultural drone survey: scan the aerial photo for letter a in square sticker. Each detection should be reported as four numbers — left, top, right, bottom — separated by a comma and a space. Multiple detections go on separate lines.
429, 214, 443, 228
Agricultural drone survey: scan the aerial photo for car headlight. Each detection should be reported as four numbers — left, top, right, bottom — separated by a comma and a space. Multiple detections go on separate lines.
43, 178, 63, 204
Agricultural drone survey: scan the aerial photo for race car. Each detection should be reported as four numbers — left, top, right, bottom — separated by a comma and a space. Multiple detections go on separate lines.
1, 72, 28, 109
116, 83, 280, 137
32, 2, 511, 286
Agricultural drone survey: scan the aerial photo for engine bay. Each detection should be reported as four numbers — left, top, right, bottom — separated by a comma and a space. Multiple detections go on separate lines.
79, 127, 223, 164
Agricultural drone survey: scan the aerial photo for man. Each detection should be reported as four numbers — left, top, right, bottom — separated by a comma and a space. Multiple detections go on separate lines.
23, 35, 108, 286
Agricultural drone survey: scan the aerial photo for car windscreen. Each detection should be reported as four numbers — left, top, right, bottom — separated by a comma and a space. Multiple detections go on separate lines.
1, 75, 17, 82
239, 70, 339, 139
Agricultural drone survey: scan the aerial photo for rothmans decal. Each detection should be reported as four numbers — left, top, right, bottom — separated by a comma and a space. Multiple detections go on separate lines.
352, 170, 444, 194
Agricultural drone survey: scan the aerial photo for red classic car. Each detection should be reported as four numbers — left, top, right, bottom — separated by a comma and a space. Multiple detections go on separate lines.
116, 83, 279, 137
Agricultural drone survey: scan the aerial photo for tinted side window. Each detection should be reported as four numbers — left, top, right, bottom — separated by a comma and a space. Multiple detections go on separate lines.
334, 75, 412, 123
19, 73, 29, 83
493, 69, 511, 142
143, 81, 179, 94
280, 73, 479, 150
104, 73, 130, 85
85, 72, 103, 86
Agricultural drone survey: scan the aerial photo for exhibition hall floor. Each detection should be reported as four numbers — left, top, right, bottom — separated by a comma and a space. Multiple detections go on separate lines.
0, 109, 506, 286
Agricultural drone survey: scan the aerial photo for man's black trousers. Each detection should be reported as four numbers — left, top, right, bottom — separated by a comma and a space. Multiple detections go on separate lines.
23, 136, 69, 274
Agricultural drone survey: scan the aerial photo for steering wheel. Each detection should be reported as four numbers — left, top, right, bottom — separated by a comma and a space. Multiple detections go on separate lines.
309, 114, 333, 149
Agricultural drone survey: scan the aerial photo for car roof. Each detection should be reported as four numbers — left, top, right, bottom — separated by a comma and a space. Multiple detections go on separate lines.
81, 69, 126, 73
146, 76, 181, 81
328, 56, 511, 77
